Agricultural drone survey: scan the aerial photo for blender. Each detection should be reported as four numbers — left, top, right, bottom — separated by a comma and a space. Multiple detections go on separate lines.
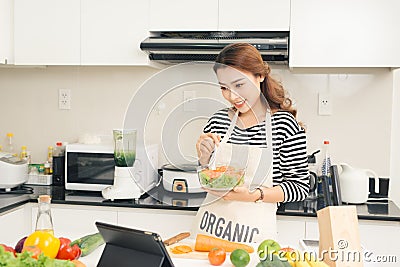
102, 129, 141, 200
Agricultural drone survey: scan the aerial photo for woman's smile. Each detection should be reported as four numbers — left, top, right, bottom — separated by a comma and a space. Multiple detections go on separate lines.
233, 99, 246, 109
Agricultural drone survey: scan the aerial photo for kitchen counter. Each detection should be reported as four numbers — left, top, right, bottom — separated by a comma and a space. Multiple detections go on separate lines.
0, 184, 399, 222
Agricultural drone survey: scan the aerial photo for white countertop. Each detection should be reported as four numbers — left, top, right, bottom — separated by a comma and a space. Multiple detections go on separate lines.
79, 244, 382, 267
80, 244, 262, 267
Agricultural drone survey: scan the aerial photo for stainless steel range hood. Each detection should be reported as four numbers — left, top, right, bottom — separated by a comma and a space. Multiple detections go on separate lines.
140, 31, 289, 64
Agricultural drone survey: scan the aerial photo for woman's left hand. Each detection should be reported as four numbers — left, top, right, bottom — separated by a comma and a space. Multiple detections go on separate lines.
203, 186, 259, 202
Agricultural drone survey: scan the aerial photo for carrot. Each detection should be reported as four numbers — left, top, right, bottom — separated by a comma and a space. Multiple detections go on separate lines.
194, 234, 254, 253
72, 259, 87, 267
170, 245, 193, 254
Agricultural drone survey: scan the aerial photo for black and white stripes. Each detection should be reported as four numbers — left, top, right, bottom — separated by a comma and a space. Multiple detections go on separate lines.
203, 108, 309, 202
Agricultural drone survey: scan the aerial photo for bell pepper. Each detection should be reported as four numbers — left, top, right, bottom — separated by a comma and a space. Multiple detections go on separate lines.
56, 237, 81, 260
23, 231, 60, 259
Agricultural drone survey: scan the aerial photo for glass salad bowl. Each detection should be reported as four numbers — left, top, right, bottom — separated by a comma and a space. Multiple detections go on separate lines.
197, 165, 245, 191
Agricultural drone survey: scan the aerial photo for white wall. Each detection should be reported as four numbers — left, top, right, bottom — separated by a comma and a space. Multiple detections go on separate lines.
0, 65, 393, 177
390, 69, 400, 206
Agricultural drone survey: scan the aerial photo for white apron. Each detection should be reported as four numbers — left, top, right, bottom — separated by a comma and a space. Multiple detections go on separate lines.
192, 110, 277, 244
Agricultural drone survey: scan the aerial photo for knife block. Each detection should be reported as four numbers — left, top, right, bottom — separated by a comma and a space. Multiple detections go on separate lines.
317, 206, 363, 267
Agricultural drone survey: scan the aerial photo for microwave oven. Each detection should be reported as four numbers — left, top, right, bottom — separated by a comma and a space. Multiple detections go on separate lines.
65, 143, 159, 192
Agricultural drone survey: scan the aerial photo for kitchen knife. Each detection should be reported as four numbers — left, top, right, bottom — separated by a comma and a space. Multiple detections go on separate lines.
163, 232, 190, 246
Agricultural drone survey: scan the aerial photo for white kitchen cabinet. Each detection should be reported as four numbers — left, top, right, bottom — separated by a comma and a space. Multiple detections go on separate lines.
118, 208, 197, 240
305, 217, 400, 265
149, 0, 218, 31
14, 0, 80, 65
31, 204, 118, 240
0, 206, 31, 245
81, 0, 149, 65
290, 0, 400, 68
358, 221, 400, 264
0, 0, 14, 64
149, 0, 289, 32
304, 218, 319, 240
218, 0, 289, 31
276, 216, 306, 248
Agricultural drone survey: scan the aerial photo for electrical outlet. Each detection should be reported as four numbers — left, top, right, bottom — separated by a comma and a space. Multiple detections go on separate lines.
183, 90, 196, 112
59, 89, 71, 110
318, 92, 332, 115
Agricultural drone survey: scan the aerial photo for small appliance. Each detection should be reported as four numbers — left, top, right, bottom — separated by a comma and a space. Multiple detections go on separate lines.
0, 152, 29, 190
140, 31, 289, 64
102, 130, 159, 200
65, 143, 115, 191
65, 140, 158, 194
339, 163, 379, 204
162, 164, 203, 193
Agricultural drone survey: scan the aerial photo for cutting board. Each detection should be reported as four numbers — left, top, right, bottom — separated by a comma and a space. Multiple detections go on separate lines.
166, 241, 208, 260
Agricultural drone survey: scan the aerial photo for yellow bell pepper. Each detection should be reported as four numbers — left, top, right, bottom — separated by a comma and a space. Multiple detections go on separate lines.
23, 231, 60, 258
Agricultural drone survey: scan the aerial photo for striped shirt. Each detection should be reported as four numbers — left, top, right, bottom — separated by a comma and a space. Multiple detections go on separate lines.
203, 108, 309, 202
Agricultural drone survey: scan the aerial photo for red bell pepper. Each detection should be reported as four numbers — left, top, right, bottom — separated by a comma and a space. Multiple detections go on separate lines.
56, 237, 81, 260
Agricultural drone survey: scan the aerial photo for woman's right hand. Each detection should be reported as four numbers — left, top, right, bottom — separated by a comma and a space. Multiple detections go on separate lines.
196, 133, 221, 166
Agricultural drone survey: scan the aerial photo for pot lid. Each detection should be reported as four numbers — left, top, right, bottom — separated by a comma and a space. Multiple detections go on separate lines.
162, 163, 198, 172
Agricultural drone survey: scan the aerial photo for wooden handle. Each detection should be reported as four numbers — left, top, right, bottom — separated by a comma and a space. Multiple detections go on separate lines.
163, 232, 190, 246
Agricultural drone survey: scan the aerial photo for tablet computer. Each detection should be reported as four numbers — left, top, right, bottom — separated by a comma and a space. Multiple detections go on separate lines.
95, 221, 175, 267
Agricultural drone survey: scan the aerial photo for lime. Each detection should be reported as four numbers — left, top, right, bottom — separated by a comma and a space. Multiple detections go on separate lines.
230, 249, 250, 267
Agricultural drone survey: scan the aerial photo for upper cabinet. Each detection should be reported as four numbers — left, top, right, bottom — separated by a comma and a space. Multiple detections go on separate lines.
81, 0, 149, 65
0, 0, 14, 64
149, 0, 289, 32
290, 0, 400, 68
14, 0, 80, 65
149, 0, 218, 31
14, 0, 149, 66
218, 0, 289, 31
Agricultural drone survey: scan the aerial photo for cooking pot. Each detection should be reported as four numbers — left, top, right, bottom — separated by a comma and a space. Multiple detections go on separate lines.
162, 164, 203, 193
339, 163, 379, 204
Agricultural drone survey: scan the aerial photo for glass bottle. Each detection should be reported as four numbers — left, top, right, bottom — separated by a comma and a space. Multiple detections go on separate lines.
35, 195, 54, 235
47, 146, 53, 174
20, 146, 28, 161
5, 132, 15, 156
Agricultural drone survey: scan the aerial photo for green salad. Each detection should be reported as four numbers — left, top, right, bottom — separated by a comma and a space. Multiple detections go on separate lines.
0, 246, 75, 267
198, 166, 245, 189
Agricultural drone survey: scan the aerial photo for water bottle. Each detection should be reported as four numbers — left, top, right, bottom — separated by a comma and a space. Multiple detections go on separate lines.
318, 140, 333, 205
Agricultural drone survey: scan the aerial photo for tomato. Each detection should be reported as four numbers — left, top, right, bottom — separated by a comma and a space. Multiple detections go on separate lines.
230, 249, 250, 267
23, 231, 60, 258
56, 237, 81, 260
280, 247, 295, 252
278, 247, 297, 267
208, 247, 226, 266
0, 244, 16, 256
22, 245, 42, 259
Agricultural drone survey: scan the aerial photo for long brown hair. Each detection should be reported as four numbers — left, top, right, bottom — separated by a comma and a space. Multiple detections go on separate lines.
213, 43, 298, 120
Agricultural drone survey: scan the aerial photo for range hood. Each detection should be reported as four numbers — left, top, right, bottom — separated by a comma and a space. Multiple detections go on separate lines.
140, 31, 289, 64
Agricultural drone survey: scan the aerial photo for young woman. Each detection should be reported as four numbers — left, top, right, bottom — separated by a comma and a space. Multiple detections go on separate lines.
192, 43, 309, 243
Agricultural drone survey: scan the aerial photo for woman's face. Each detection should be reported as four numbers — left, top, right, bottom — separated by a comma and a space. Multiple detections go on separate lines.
216, 66, 264, 114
